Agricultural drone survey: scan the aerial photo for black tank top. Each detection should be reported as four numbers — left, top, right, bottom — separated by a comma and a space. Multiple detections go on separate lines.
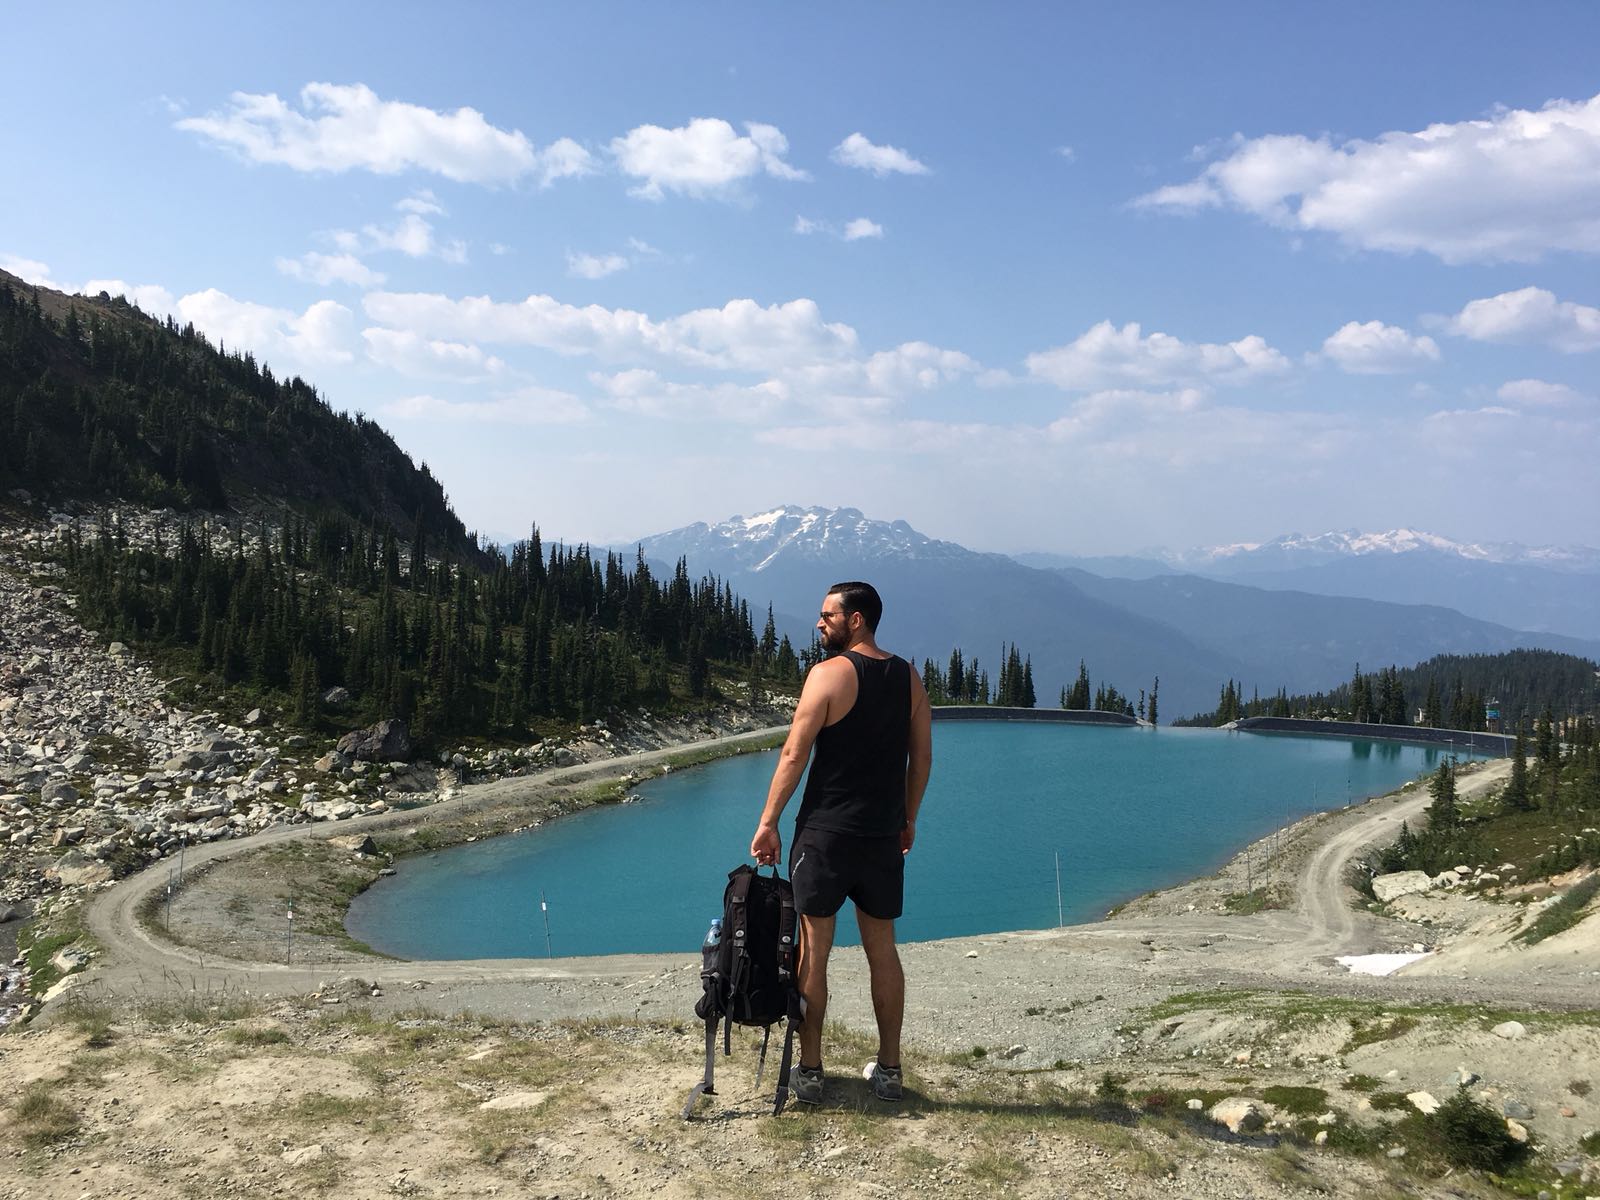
796, 651, 911, 837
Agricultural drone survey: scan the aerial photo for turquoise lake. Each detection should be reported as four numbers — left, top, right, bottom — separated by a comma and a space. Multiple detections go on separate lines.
345, 724, 1477, 959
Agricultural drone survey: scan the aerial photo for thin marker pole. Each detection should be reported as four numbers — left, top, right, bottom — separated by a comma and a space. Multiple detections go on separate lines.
286, 903, 294, 965
540, 890, 553, 958
1054, 851, 1064, 928
165, 871, 175, 929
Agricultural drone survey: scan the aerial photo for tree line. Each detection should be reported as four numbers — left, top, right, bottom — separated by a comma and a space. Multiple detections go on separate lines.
1173, 650, 1597, 730
60, 512, 804, 748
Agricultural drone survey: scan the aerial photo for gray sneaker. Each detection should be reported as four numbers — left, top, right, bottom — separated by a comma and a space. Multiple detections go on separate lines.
864, 1060, 903, 1101
791, 1064, 824, 1105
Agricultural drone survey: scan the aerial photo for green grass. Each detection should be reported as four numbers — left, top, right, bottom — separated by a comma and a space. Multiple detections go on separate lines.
1260, 1085, 1328, 1115
17, 902, 93, 996
1222, 883, 1293, 914
1367, 1090, 1412, 1112
1345, 1015, 1419, 1051
11, 1081, 81, 1148
964, 1149, 1029, 1184
1341, 1074, 1382, 1092
225, 1026, 292, 1046
1516, 872, 1600, 945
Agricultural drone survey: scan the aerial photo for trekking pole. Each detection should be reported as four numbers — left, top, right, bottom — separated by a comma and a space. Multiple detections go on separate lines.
540, 890, 552, 958
1054, 851, 1064, 928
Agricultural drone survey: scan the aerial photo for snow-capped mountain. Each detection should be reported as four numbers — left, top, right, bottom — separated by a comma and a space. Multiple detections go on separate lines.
1175, 529, 1600, 574
632, 505, 977, 572
1154, 529, 1600, 640
626, 505, 1600, 718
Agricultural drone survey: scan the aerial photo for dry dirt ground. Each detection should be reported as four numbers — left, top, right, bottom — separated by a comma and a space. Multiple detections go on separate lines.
9, 751, 1600, 1198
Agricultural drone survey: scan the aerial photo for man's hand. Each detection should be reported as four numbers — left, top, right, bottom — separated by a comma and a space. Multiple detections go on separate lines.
900, 818, 916, 856
751, 822, 782, 867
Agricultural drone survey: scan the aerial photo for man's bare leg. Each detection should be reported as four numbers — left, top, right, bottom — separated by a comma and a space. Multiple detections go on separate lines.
856, 911, 904, 1067
796, 913, 835, 1069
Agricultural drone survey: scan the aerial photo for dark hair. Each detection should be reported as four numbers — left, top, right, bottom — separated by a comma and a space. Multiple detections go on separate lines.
828, 580, 883, 633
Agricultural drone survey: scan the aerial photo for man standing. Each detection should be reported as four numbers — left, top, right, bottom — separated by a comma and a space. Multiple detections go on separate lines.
750, 581, 933, 1104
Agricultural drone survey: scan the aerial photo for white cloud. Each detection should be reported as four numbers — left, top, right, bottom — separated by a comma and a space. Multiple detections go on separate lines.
1, 254, 61, 288
80, 278, 179, 317
1135, 92, 1600, 262
609, 118, 808, 199
1497, 378, 1591, 407
831, 132, 930, 177
1054, 145, 1076, 162
1437, 286, 1600, 352
566, 251, 629, 280
1026, 320, 1290, 391
396, 189, 444, 216
590, 368, 790, 422
275, 251, 386, 288
363, 290, 858, 372
362, 327, 504, 379
794, 215, 884, 241
176, 82, 574, 185
1319, 321, 1440, 374
787, 342, 980, 402
177, 289, 355, 367
364, 213, 442, 258
386, 387, 588, 424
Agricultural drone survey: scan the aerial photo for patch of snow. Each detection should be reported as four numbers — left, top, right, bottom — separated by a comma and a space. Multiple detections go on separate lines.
1335, 951, 1431, 976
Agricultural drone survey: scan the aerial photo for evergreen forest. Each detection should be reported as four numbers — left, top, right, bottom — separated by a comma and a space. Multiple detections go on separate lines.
1174, 650, 1599, 730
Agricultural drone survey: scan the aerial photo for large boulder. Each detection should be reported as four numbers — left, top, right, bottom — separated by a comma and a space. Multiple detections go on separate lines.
1372, 870, 1433, 903
336, 719, 411, 763
52, 849, 113, 887
1208, 1097, 1269, 1134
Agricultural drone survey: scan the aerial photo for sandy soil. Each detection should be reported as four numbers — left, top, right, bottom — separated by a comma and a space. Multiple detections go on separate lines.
12, 744, 1600, 1198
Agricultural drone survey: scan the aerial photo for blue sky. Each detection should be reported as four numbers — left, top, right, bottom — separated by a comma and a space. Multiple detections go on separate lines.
5, 4, 1599, 554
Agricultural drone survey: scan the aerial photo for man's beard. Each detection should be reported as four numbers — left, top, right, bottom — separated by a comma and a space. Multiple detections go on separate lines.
820, 626, 849, 655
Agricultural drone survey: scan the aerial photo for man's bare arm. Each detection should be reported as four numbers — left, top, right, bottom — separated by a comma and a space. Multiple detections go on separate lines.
901, 665, 933, 854
751, 659, 842, 865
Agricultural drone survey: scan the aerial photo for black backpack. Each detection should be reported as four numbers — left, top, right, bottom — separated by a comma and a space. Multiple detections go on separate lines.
682, 864, 804, 1118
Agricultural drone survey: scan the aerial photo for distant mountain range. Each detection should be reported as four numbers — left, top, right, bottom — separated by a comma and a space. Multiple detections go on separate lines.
1015, 528, 1600, 641
627, 506, 1600, 720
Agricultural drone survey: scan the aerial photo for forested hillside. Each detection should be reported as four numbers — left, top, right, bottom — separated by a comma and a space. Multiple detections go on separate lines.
0, 274, 800, 748
0, 272, 474, 557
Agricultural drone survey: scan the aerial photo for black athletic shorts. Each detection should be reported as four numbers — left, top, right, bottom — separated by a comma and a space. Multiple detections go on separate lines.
788, 825, 904, 920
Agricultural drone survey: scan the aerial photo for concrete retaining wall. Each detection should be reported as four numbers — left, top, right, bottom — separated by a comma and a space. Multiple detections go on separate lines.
1234, 716, 1513, 754
932, 705, 1141, 727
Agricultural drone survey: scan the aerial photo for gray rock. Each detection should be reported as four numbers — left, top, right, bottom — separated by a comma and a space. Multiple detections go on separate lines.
281, 1144, 327, 1166
1386, 1146, 1408, 1159
1208, 1097, 1267, 1135
40, 779, 80, 805
321, 686, 350, 707
314, 751, 350, 774
1492, 1021, 1527, 1040
52, 849, 113, 887
242, 708, 263, 726
336, 719, 411, 763
552, 747, 579, 767
107, 641, 130, 657
1407, 1091, 1440, 1115
1505, 1118, 1530, 1144
1503, 1099, 1535, 1120
1372, 870, 1433, 902
478, 1090, 548, 1111
1447, 1067, 1480, 1087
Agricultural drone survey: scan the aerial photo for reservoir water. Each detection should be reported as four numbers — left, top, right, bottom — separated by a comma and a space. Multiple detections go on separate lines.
346, 724, 1475, 960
